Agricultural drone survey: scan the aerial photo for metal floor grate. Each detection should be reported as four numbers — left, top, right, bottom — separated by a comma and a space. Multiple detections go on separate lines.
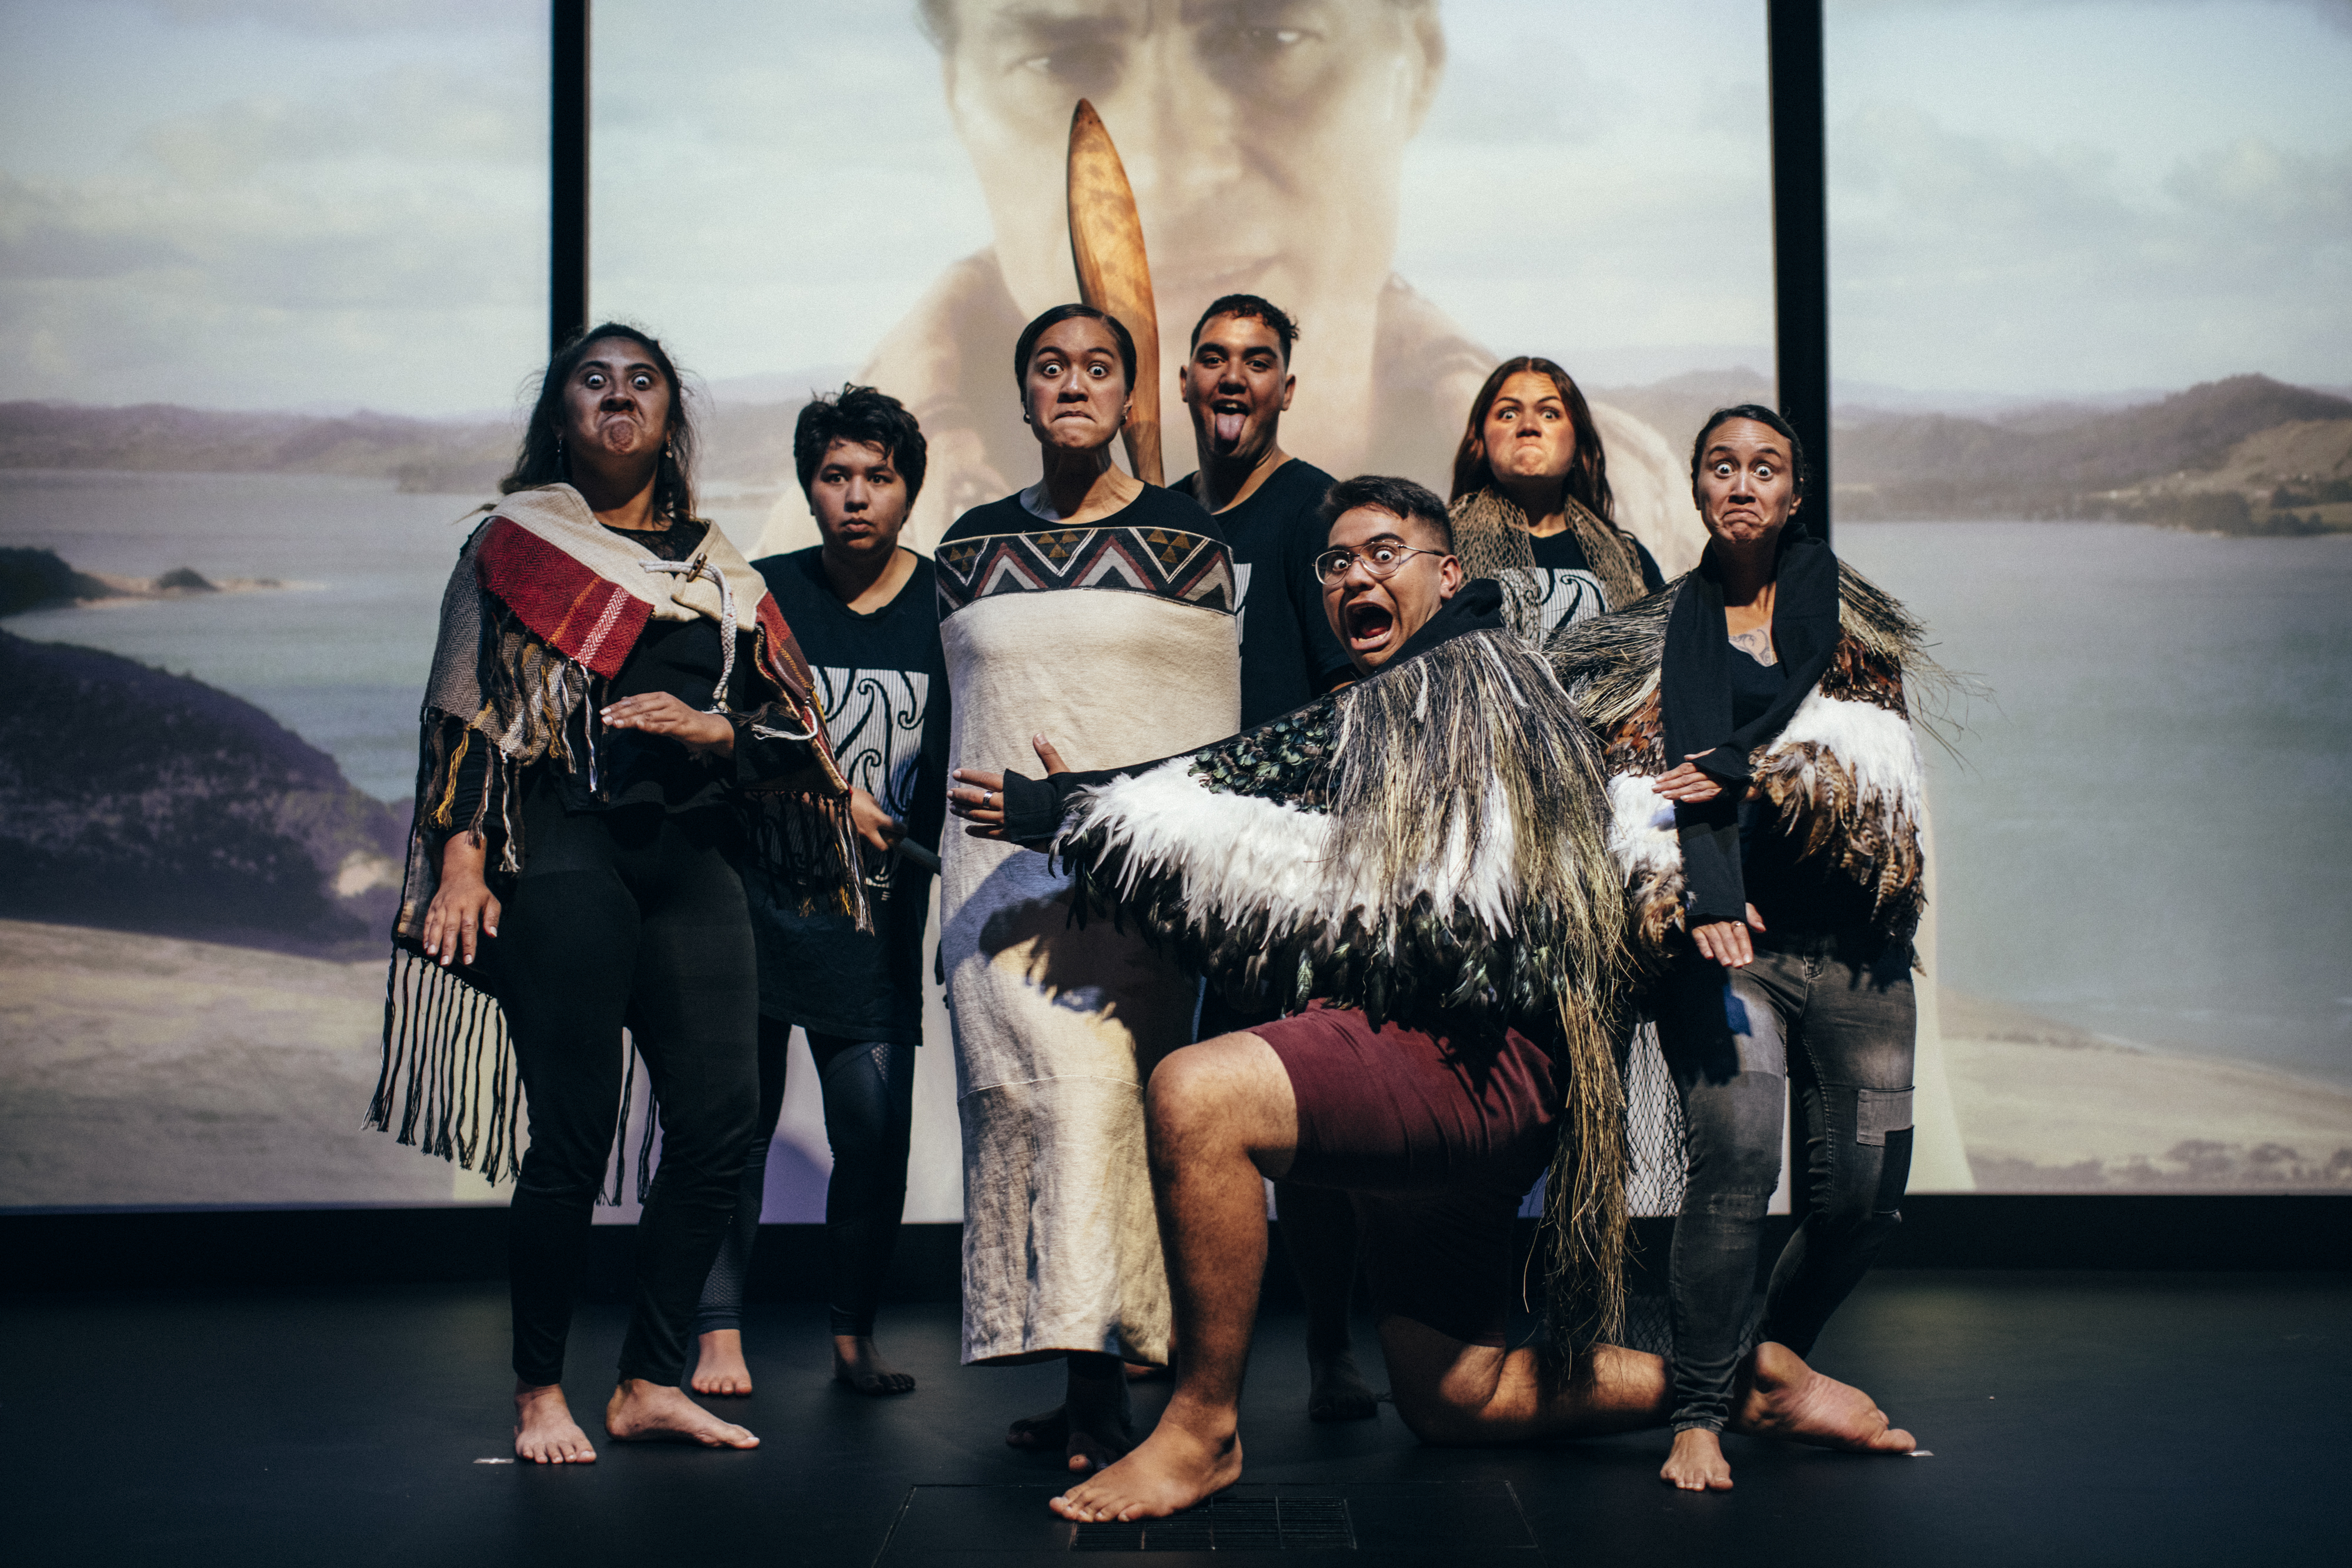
1070, 1493, 1352, 1552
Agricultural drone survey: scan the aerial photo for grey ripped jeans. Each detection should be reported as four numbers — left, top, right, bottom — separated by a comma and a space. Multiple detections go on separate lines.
1654, 930, 1916, 1433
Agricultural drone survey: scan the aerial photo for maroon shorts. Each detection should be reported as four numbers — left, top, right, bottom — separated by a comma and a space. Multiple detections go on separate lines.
1254, 1003, 1562, 1347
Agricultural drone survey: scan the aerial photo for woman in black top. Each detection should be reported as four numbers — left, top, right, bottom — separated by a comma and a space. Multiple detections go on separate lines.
1445, 356, 1664, 647
1553, 403, 1932, 1490
395, 325, 883, 1464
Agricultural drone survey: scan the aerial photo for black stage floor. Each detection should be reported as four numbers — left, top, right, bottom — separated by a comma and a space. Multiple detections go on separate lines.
8, 1272, 2345, 1567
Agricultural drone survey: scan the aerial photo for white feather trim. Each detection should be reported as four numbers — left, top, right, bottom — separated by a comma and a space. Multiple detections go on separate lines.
1605, 773, 1679, 880
1064, 756, 1527, 950
1763, 691, 1923, 815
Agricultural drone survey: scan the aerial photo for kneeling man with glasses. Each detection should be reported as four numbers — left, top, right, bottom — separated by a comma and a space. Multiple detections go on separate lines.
951, 476, 1915, 1522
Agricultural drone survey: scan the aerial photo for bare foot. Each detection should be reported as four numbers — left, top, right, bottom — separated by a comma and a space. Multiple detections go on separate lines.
1732, 1341, 1916, 1455
1063, 1360, 1134, 1475
1007, 1403, 1069, 1450
1660, 1427, 1734, 1491
833, 1335, 916, 1396
514, 1382, 597, 1465
691, 1329, 753, 1396
1050, 1411, 1243, 1523
604, 1379, 759, 1449
1305, 1345, 1379, 1423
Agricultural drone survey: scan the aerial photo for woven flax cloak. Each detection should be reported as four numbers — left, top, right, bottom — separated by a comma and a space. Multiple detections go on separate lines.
367, 485, 860, 1183
1048, 618, 1638, 1356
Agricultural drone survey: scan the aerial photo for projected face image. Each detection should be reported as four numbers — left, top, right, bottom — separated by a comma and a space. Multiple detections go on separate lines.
836, 0, 1479, 542
934, 0, 1440, 357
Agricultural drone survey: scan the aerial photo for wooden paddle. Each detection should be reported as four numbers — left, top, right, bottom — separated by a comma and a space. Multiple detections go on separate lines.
1065, 99, 1161, 486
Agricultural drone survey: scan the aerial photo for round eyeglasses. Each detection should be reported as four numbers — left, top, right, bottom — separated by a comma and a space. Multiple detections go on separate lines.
1312, 543, 1448, 584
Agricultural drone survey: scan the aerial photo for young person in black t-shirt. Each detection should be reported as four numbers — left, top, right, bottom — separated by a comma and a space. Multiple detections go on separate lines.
1171, 297, 1355, 727
1446, 356, 1665, 646
690, 386, 948, 1399
1170, 296, 1375, 1426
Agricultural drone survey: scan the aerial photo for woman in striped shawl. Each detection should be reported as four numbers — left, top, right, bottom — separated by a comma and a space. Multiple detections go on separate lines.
370, 323, 883, 1465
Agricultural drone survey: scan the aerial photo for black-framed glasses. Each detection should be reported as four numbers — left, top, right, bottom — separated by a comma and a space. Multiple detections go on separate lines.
1312, 543, 1447, 584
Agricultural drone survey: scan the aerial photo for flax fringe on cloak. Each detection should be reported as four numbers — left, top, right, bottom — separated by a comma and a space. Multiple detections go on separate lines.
1048, 624, 1636, 1369
367, 484, 864, 1187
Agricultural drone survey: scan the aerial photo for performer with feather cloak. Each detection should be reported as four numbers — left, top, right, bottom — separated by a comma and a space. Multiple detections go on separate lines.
953, 474, 1912, 1522
1551, 404, 1932, 1492
368, 325, 886, 1465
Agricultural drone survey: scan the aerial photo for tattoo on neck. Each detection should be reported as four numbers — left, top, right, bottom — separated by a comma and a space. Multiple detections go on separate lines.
1730, 627, 1778, 666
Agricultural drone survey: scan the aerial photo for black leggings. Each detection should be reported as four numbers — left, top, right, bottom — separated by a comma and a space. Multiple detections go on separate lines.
694, 1019, 916, 1338
1653, 931, 1916, 1433
497, 790, 759, 1389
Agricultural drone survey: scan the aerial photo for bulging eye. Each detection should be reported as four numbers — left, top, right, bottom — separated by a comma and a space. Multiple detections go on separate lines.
1369, 545, 1401, 566
1088, 363, 1108, 378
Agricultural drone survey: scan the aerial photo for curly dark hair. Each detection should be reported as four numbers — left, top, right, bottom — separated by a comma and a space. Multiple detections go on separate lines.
502, 322, 698, 523
1448, 356, 1613, 521
793, 385, 928, 507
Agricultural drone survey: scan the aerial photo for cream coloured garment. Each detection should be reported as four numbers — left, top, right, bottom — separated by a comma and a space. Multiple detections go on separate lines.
940, 574, 1238, 1366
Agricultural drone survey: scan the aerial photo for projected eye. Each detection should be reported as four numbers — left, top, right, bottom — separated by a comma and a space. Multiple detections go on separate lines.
1197, 18, 1321, 88
1016, 43, 1124, 98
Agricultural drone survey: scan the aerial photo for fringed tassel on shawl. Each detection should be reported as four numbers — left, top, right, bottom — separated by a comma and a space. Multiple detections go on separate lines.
368, 949, 523, 1185
593, 1044, 666, 1208
746, 790, 876, 934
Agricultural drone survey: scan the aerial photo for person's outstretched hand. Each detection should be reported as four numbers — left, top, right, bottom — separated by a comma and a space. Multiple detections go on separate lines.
950, 735, 1071, 841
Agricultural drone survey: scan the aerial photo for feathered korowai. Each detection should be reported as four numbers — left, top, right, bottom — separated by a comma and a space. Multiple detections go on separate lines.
368, 484, 866, 1183
1549, 560, 1959, 975
1051, 626, 1635, 1361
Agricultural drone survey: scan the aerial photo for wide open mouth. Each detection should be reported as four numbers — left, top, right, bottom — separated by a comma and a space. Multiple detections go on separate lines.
1342, 596, 1396, 654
